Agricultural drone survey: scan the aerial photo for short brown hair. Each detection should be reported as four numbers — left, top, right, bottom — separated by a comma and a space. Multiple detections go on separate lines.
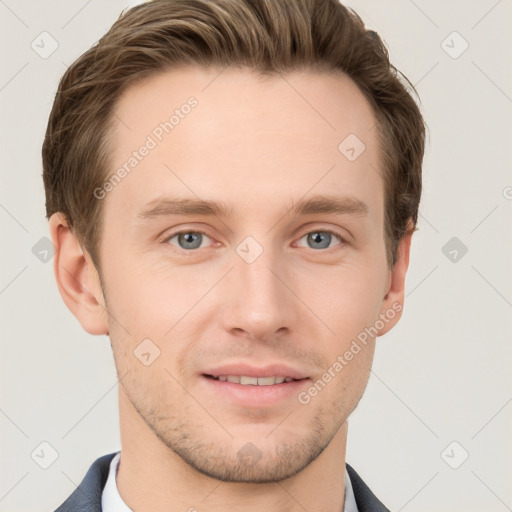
42, 0, 425, 271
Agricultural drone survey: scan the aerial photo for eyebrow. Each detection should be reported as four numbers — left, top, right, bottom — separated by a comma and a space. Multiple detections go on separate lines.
136, 193, 369, 220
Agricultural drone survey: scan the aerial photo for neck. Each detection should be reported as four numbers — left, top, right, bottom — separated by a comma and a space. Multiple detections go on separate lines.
116, 386, 348, 512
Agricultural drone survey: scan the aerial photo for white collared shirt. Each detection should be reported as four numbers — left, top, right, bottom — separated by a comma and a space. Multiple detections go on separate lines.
102, 451, 359, 512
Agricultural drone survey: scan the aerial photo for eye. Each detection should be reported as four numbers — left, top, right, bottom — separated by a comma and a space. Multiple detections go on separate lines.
162, 228, 346, 252
164, 230, 212, 250
296, 229, 345, 250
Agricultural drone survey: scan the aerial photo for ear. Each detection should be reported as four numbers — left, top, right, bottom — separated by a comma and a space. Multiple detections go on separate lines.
48, 212, 109, 335
376, 227, 413, 337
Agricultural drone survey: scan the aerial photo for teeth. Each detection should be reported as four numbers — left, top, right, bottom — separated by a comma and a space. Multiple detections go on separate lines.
213, 375, 293, 385
240, 376, 258, 385
257, 376, 284, 386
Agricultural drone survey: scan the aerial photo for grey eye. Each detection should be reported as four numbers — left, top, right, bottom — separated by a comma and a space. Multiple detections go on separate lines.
298, 230, 342, 250
167, 231, 210, 250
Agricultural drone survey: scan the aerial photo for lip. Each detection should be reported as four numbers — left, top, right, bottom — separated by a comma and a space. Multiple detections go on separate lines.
200, 373, 311, 408
201, 363, 309, 380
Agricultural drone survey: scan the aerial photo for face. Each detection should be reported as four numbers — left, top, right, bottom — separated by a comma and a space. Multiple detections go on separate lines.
88, 66, 403, 482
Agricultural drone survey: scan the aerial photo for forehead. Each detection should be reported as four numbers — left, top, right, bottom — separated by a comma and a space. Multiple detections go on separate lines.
111, 65, 377, 147
105, 66, 382, 222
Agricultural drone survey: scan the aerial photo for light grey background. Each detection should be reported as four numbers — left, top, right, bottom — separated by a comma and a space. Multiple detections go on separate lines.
1, 1, 511, 511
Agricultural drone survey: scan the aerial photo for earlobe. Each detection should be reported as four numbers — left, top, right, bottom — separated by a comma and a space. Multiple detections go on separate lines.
48, 212, 109, 335
377, 228, 413, 337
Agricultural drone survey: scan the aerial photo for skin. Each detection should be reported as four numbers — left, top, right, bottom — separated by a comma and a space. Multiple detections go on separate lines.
49, 66, 412, 511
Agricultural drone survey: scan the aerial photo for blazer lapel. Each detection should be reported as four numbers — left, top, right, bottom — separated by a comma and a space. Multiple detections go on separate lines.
54, 452, 116, 512
346, 463, 391, 512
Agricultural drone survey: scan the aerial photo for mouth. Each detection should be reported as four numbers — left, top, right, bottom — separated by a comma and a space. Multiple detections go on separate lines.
200, 373, 311, 407
203, 374, 305, 385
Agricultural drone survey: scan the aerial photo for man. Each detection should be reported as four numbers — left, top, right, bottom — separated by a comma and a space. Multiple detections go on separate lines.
44, 0, 425, 510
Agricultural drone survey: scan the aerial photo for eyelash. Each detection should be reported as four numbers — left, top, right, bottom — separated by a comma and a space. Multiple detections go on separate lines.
162, 228, 347, 252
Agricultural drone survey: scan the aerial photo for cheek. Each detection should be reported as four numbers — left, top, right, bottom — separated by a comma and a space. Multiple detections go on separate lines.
101, 248, 192, 331
103, 235, 386, 346
302, 264, 385, 338
103, 259, 215, 378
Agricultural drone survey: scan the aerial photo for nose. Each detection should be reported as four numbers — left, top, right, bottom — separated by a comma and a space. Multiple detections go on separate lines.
220, 243, 298, 343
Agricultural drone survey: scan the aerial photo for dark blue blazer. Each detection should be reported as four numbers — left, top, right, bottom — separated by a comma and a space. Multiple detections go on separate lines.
54, 452, 391, 511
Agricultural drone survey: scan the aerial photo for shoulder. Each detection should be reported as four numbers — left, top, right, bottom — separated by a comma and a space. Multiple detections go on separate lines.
346, 463, 392, 512
53, 452, 117, 512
